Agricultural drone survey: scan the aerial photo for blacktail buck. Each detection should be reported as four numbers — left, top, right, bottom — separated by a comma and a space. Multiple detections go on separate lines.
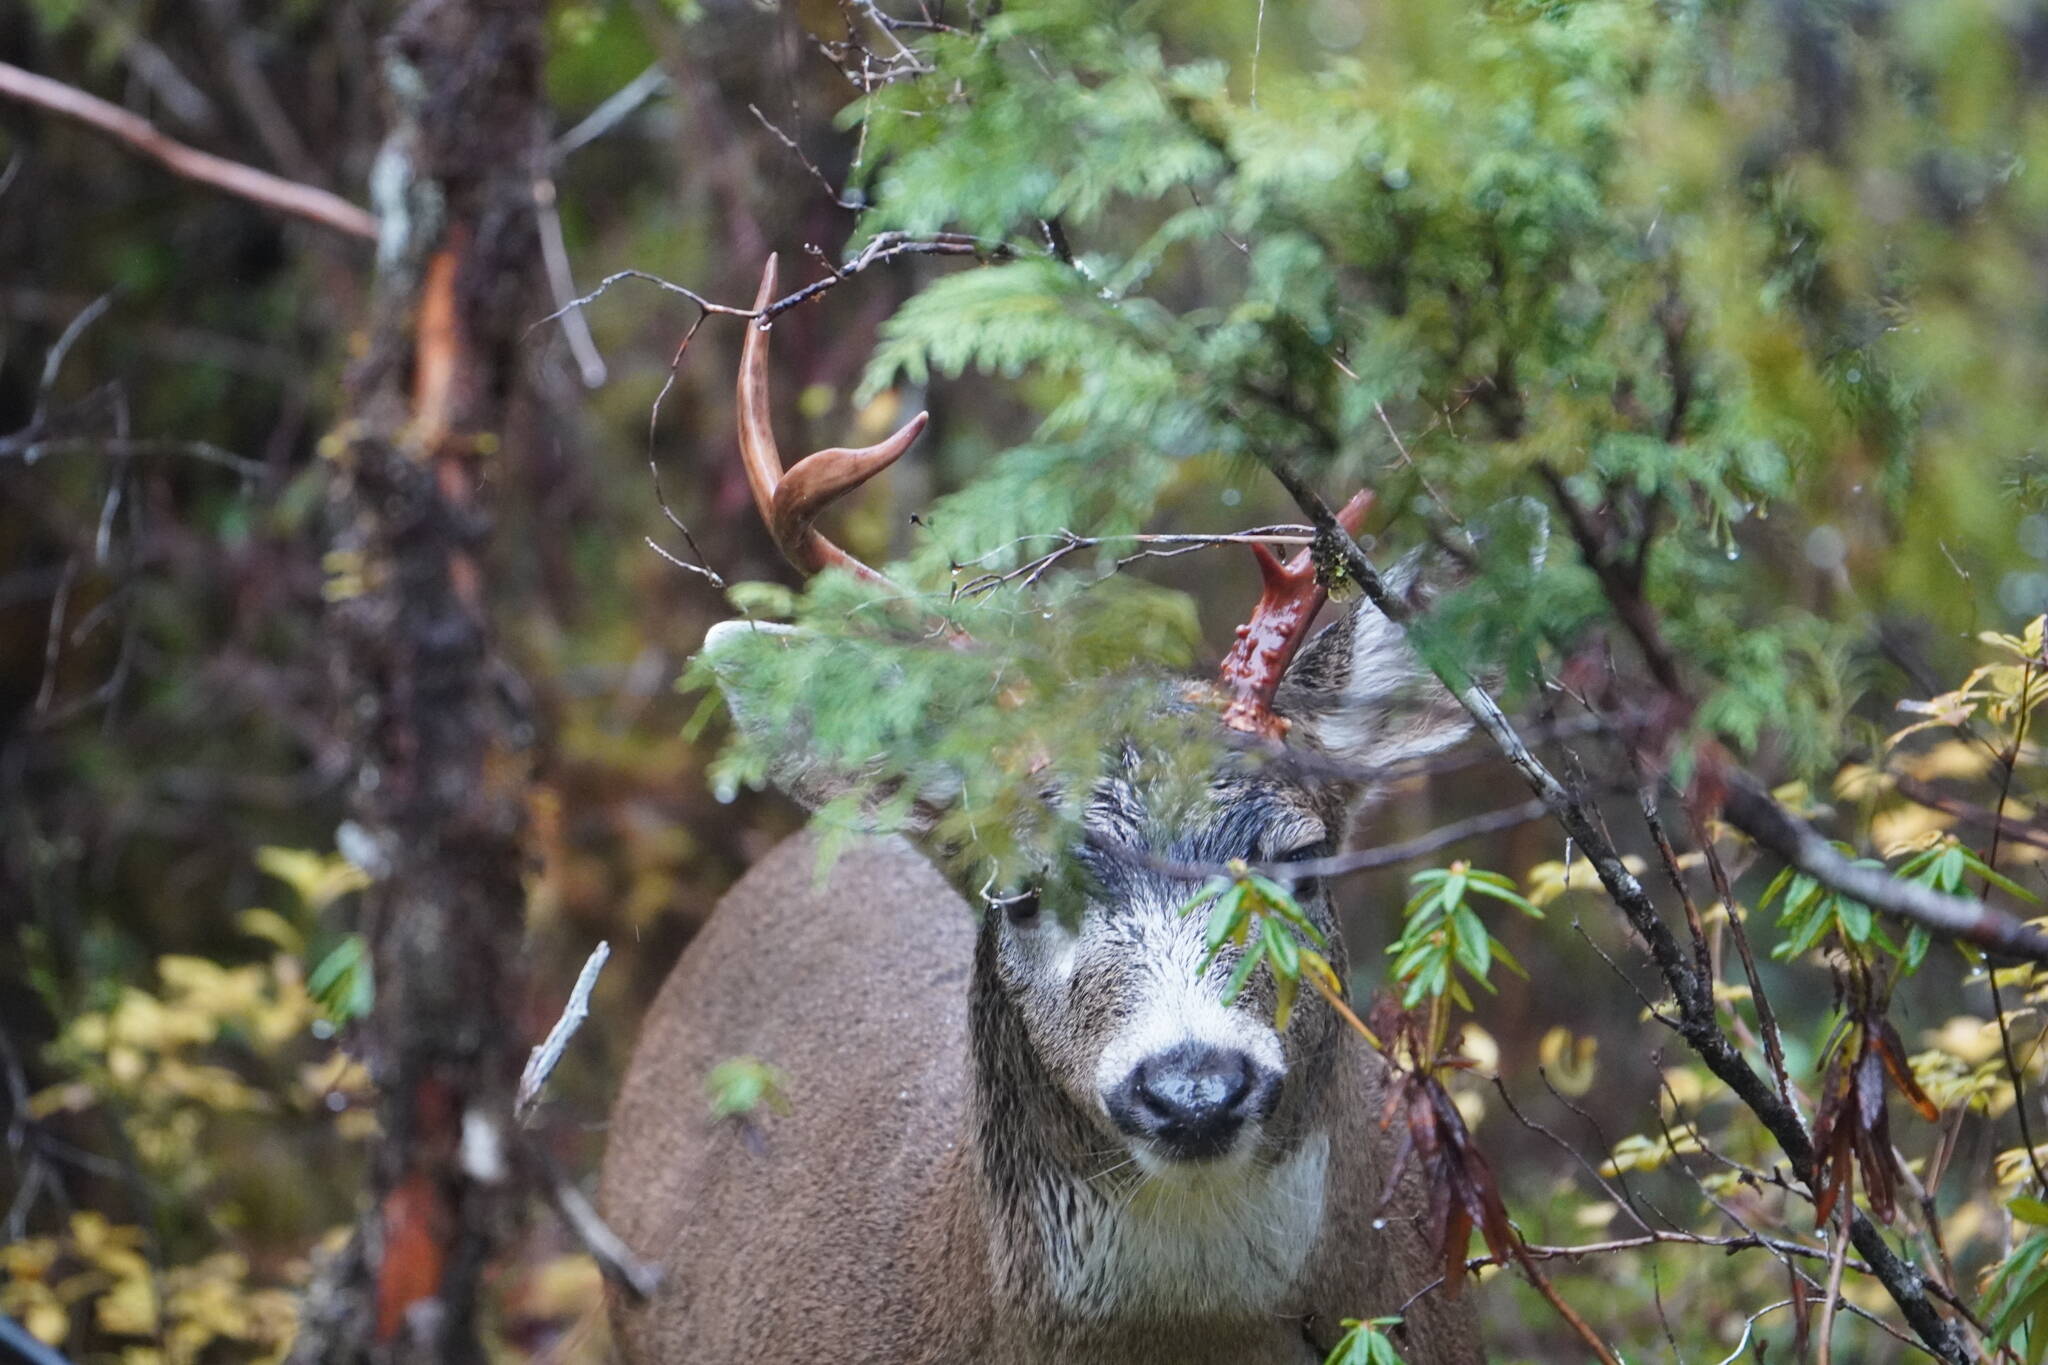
600, 258, 1486, 1364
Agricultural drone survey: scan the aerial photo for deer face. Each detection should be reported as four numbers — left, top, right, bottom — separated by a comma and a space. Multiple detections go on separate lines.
990, 771, 1337, 1173
982, 589, 1470, 1178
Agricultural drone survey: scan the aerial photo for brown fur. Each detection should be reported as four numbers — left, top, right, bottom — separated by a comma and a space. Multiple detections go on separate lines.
601, 830, 1480, 1363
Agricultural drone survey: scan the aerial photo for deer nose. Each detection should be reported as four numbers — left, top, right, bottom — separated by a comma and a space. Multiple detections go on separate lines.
1109, 1043, 1277, 1159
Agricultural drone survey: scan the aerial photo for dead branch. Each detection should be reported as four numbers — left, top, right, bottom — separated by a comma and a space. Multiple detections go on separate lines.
0, 61, 377, 240
553, 63, 669, 157
532, 177, 608, 389
949, 527, 1317, 600
531, 233, 1002, 342
516, 942, 610, 1125
526, 1137, 662, 1303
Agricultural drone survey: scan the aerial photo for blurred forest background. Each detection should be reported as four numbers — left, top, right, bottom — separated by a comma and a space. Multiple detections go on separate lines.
8, 0, 2048, 1361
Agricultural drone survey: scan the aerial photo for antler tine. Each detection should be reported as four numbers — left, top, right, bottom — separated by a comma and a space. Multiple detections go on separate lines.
737, 255, 929, 586
1217, 489, 1375, 739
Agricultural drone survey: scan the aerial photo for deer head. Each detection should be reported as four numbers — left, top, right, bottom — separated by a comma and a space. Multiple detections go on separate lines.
701, 260, 1470, 1215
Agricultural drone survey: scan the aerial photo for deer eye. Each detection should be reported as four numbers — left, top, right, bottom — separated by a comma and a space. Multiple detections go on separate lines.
992, 885, 1041, 926
1271, 832, 1331, 865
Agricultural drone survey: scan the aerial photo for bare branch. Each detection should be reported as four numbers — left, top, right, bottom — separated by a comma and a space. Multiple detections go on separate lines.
553, 63, 669, 158
532, 177, 608, 388
0, 61, 377, 240
748, 102, 861, 211
516, 942, 610, 1125
525, 1136, 662, 1303
1110, 797, 1550, 885
528, 232, 1009, 339
949, 527, 1316, 601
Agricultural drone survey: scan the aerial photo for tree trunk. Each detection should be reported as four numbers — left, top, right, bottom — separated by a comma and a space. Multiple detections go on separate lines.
293, 2, 545, 1361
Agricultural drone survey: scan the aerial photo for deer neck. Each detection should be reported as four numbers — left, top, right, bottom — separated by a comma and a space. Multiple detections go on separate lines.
960, 922, 1334, 1329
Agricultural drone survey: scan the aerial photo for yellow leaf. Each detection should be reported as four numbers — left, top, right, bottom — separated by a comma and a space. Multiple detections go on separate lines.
1523, 853, 1646, 907
27, 1083, 94, 1119
1904, 738, 1997, 782
1660, 1066, 1705, 1112
1770, 780, 1813, 813
1537, 1027, 1598, 1097
25, 1293, 68, 1346
1832, 763, 1891, 802
1872, 801, 1956, 858
1573, 1201, 1618, 1229
1925, 1015, 2005, 1066
95, 1270, 159, 1337
0, 1238, 60, 1279
254, 846, 369, 913
511, 1254, 604, 1322
1461, 1024, 1500, 1074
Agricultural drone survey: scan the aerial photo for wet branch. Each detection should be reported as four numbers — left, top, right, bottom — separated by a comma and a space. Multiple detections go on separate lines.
0, 60, 377, 240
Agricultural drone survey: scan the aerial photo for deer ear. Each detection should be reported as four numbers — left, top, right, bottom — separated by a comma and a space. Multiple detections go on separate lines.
1271, 554, 1472, 779
698, 620, 951, 826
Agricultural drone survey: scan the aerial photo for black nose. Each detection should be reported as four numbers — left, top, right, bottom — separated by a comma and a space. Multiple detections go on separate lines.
1108, 1043, 1277, 1159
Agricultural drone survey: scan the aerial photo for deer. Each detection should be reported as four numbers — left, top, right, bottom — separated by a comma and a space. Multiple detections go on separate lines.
599, 257, 1487, 1364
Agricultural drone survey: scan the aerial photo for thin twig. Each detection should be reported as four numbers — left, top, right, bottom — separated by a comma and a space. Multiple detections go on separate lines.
747, 102, 861, 211
1493, 1073, 1658, 1237
1375, 401, 1464, 529
1508, 1238, 1625, 1365
527, 232, 1007, 339
553, 64, 669, 157
532, 178, 607, 388
516, 942, 610, 1125
1816, 1207, 1853, 1365
642, 312, 724, 587
1717, 1299, 1795, 1365
525, 1136, 662, 1302
949, 527, 1315, 600
0, 60, 377, 239
1690, 803, 1793, 1110
1097, 797, 1549, 887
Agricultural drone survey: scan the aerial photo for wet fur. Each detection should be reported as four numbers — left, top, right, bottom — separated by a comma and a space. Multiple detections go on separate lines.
603, 831, 1479, 1363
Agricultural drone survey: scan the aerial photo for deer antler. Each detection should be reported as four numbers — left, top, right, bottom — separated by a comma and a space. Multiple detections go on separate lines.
1217, 489, 1375, 739
737, 254, 930, 587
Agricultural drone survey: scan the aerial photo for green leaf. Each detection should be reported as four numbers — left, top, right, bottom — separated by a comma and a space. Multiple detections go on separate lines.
1263, 915, 1301, 980
1221, 939, 1267, 1006
307, 935, 374, 1024
705, 1056, 792, 1121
